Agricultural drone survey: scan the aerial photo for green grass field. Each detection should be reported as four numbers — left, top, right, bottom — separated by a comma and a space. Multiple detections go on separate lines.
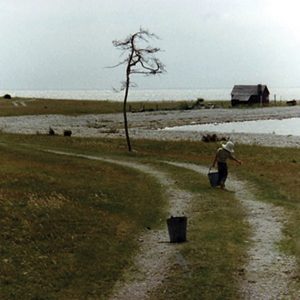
0, 132, 299, 299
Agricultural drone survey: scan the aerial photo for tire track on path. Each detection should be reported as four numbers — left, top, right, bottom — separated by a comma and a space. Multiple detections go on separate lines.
164, 161, 299, 299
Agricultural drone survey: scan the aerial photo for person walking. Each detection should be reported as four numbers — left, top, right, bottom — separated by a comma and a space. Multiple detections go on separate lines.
211, 141, 242, 189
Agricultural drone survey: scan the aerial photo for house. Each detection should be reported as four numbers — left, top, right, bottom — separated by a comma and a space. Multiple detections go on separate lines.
231, 84, 270, 106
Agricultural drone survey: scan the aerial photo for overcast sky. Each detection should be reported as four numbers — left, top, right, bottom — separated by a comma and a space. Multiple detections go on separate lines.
1, 0, 300, 90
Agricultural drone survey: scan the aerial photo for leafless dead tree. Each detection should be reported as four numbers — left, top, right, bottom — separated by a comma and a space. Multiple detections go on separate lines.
111, 28, 165, 152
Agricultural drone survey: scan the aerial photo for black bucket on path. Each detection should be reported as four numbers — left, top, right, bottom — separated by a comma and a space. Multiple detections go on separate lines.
167, 216, 187, 243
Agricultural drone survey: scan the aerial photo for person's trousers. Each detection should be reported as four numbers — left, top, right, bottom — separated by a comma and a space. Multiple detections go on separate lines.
217, 162, 228, 185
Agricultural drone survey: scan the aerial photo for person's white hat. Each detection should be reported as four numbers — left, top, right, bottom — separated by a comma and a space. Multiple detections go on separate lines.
222, 141, 235, 153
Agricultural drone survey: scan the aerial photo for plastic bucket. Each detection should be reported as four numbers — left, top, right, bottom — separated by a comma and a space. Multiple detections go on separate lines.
167, 216, 187, 243
208, 170, 219, 187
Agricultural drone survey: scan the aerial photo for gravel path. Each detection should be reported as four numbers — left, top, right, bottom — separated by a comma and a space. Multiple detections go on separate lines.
232, 182, 299, 299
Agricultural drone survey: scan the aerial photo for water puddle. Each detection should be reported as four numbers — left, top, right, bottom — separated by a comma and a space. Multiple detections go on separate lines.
164, 117, 300, 136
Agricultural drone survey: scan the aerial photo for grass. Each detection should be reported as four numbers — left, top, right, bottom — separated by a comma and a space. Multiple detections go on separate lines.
0, 138, 166, 299
0, 98, 214, 116
0, 98, 293, 117
0, 99, 124, 116
0, 133, 299, 298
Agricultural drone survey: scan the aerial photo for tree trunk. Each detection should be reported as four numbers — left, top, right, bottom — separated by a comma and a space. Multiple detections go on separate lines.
122, 39, 136, 152
123, 66, 132, 152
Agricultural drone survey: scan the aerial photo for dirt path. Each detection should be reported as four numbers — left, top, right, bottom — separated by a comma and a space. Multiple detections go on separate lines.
164, 161, 299, 299
44, 150, 299, 298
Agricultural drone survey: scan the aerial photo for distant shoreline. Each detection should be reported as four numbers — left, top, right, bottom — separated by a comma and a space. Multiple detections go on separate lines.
1, 87, 300, 102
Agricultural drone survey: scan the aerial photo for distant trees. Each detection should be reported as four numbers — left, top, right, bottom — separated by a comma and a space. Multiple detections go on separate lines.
111, 28, 165, 152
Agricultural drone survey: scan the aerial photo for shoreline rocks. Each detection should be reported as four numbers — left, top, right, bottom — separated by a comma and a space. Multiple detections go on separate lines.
0, 106, 299, 148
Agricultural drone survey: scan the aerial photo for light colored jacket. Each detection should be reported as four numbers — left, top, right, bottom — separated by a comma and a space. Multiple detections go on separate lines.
216, 148, 233, 163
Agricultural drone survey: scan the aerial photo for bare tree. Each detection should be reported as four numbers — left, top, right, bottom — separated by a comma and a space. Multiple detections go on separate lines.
111, 28, 165, 152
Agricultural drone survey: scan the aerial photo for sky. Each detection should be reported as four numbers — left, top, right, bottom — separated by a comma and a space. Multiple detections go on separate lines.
1, 0, 300, 90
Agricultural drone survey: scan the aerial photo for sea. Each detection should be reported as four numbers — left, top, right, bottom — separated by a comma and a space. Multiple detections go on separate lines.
164, 118, 300, 136
1, 87, 300, 101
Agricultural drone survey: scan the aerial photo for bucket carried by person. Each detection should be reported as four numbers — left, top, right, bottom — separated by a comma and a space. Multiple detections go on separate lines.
208, 167, 219, 187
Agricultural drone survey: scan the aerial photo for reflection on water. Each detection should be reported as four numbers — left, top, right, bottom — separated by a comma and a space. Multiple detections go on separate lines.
164, 118, 300, 136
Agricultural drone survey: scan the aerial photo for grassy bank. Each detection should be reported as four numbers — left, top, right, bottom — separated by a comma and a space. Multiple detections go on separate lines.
1, 98, 292, 117
0, 133, 299, 298
0, 98, 220, 116
0, 99, 124, 116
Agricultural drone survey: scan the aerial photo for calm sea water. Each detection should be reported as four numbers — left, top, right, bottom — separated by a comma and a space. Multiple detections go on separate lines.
165, 118, 300, 136
1, 87, 300, 101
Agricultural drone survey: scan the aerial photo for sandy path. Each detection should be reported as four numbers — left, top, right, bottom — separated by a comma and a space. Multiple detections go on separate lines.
164, 161, 299, 299
44, 150, 193, 300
